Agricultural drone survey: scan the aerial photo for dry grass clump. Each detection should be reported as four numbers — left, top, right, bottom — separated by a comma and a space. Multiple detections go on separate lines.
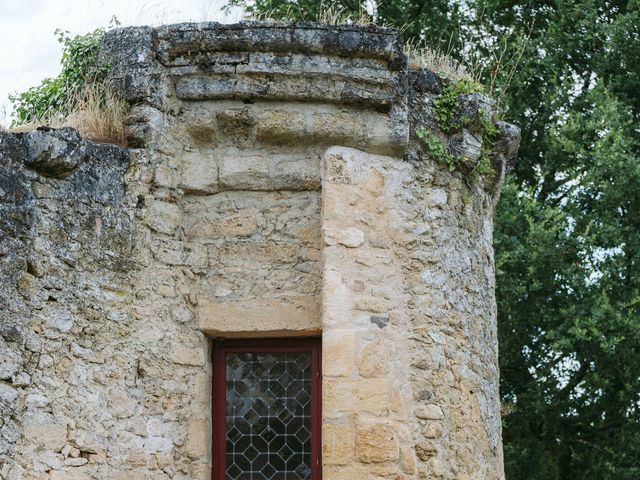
404, 42, 476, 83
61, 83, 128, 146
10, 83, 128, 146
316, 4, 378, 26
8, 122, 41, 134
251, 2, 385, 27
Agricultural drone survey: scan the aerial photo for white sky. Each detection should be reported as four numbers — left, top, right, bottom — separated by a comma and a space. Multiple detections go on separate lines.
0, 0, 244, 126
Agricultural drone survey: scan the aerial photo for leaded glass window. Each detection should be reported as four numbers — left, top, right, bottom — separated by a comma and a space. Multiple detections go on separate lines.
213, 339, 321, 480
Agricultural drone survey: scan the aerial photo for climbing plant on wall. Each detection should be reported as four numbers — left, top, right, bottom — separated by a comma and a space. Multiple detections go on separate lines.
226, 1, 640, 479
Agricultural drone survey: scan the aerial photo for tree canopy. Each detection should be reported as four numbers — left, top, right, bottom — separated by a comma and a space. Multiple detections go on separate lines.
226, 1, 640, 477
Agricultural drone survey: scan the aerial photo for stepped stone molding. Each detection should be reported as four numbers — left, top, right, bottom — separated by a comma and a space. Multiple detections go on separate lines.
100, 21, 409, 156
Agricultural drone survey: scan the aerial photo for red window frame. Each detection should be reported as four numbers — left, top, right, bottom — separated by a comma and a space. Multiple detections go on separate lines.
212, 338, 322, 480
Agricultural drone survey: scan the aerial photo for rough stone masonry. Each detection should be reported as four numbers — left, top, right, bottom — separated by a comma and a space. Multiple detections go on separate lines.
0, 22, 520, 479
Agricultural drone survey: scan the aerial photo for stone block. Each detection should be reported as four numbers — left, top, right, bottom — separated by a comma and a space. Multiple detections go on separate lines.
179, 152, 219, 194
415, 404, 444, 420
323, 330, 356, 377
218, 154, 321, 191
323, 423, 353, 465
449, 128, 482, 165
355, 423, 398, 463
324, 227, 366, 248
399, 445, 417, 475
421, 421, 444, 439
144, 436, 173, 454
0, 344, 22, 381
415, 442, 436, 461
153, 166, 178, 188
216, 109, 255, 144
184, 419, 209, 459
183, 208, 258, 239
322, 269, 352, 329
0, 382, 18, 404
357, 336, 390, 377
184, 118, 219, 146
323, 378, 389, 417
354, 296, 391, 313
219, 155, 270, 190
256, 110, 305, 144
355, 248, 393, 266
198, 296, 321, 336
308, 112, 365, 146
322, 465, 372, 480
152, 240, 208, 269
364, 114, 407, 155
273, 156, 321, 190
428, 188, 448, 206
23, 416, 67, 452
170, 344, 206, 367
145, 200, 181, 235
427, 457, 446, 477
108, 388, 136, 419
50, 469, 92, 480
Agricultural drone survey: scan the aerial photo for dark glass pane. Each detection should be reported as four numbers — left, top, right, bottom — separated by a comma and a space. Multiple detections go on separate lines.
226, 352, 312, 480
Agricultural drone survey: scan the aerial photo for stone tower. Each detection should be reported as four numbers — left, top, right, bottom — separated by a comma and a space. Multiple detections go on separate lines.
0, 22, 519, 479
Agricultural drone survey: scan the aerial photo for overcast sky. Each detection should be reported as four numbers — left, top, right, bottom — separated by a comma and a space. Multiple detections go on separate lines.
0, 0, 243, 126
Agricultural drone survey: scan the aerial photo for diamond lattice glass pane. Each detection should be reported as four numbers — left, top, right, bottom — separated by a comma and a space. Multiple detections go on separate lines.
226, 352, 312, 480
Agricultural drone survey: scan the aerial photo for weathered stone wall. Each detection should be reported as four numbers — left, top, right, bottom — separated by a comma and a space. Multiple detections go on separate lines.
0, 22, 519, 480
0, 129, 137, 477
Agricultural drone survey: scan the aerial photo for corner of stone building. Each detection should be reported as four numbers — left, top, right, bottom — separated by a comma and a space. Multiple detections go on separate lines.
1, 21, 519, 480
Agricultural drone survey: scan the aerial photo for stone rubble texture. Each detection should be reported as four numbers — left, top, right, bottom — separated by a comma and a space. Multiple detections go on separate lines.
0, 21, 520, 479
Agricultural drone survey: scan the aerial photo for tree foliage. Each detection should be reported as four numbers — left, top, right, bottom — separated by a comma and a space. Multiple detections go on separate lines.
492, 3, 640, 477
226, 1, 640, 478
